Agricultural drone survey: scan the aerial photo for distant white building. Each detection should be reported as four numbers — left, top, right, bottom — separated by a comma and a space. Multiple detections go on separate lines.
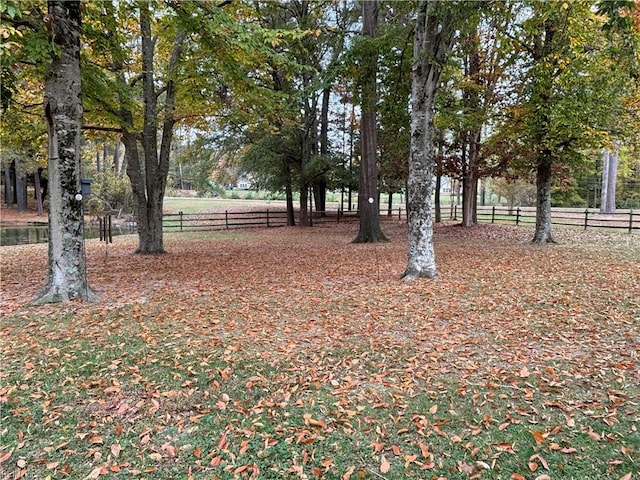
236, 175, 252, 190
439, 176, 454, 195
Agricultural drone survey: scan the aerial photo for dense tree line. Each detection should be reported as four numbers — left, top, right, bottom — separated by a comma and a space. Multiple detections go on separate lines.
1, 0, 638, 300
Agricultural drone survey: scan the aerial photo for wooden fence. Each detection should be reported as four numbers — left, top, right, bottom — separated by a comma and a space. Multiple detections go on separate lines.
162, 206, 639, 233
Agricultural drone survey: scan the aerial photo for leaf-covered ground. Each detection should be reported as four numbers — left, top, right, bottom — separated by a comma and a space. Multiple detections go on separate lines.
1, 222, 639, 480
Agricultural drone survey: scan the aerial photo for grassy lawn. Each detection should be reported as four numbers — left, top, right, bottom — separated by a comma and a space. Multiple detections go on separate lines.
1, 222, 639, 479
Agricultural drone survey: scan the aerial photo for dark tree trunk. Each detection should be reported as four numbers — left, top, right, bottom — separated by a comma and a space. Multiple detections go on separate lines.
531, 18, 557, 244
461, 174, 478, 227
284, 158, 295, 226
434, 173, 441, 223
35, 0, 96, 303
353, 0, 387, 244
128, 6, 185, 254
3, 162, 12, 206
532, 157, 555, 243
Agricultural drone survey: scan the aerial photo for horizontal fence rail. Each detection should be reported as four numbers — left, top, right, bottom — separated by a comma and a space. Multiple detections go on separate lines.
475, 206, 638, 233
161, 207, 638, 233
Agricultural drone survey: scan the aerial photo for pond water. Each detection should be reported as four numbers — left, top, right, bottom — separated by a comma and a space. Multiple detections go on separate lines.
0, 223, 136, 246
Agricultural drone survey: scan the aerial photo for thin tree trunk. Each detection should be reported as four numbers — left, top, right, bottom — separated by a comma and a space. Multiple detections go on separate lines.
3, 162, 12, 206
600, 147, 618, 213
34, 169, 44, 216
35, 0, 96, 303
284, 158, 295, 226
434, 174, 441, 223
606, 147, 618, 212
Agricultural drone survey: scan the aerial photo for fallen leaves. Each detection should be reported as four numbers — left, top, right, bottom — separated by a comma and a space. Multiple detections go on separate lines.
1, 222, 639, 479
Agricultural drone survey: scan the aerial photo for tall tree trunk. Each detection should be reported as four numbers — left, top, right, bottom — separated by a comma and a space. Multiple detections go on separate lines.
531, 18, 557, 244
314, 85, 331, 217
130, 6, 185, 254
403, 1, 458, 279
35, 0, 95, 303
353, 0, 387, 243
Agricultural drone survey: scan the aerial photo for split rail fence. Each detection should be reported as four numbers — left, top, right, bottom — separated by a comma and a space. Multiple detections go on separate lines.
163, 207, 638, 234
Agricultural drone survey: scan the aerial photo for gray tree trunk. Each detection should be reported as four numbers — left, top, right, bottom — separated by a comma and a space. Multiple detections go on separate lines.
532, 158, 555, 243
35, 0, 96, 303
353, 0, 387, 243
600, 147, 618, 213
403, 1, 458, 279
127, 6, 185, 254
15, 161, 27, 213
531, 18, 557, 244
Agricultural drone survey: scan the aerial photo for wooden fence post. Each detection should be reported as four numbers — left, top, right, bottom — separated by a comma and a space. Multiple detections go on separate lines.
491, 206, 495, 224
584, 209, 589, 230
179, 211, 183, 232
516, 207, 520, 225
225, 210, 229, 229
630, 209, 634, 234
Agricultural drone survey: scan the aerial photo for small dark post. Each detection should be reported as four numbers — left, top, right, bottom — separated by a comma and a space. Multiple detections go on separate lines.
179, 211, 183, 232
584, 209, 589, 230
225, 210, 229, 229
108, 214, 113, 243
516, 207, 520, 225
99, 217, 104, 241
491, 206, 496, 224
629, 209, 634, 234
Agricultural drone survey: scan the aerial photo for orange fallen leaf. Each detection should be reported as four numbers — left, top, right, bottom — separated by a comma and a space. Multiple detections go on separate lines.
531, 430, 545, 445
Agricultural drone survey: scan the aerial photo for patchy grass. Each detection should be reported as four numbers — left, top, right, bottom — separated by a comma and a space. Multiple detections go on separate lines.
1, 222, 639, 480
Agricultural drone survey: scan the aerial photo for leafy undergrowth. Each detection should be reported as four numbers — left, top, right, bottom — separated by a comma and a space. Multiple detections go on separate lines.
1, 222, 639, 480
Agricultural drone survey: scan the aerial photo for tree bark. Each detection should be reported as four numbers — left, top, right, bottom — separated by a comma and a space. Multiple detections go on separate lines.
600, 147, 618, 213
3, 162, 12, 206
353, 0, 387, 244
531, 17, 557, 244
532, 157, 555, 243
403, 1, 458, 279
128, 6, 185, 253
35, 0, 96, 303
